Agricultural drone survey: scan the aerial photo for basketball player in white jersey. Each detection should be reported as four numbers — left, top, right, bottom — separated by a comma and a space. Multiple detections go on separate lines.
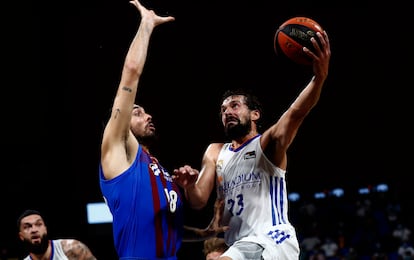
173, 30, 331, 260
17, 209, 96, 260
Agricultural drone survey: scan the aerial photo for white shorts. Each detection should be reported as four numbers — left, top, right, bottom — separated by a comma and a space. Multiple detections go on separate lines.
221, 240, 264, 260
221, 225, 300, 260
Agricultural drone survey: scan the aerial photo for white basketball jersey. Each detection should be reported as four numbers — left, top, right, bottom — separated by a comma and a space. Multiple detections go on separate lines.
216, 134, 294, 247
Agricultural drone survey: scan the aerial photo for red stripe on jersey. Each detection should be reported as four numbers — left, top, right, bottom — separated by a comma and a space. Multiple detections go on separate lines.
149, 160, 164, 257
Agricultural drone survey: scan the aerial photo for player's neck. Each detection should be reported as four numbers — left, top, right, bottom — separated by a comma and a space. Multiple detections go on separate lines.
231, 132, 258, 149
142, 145, 150, 154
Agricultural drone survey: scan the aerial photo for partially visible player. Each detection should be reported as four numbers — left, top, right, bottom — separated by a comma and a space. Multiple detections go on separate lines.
203, 237, 229, 260
17, 209, 96, 260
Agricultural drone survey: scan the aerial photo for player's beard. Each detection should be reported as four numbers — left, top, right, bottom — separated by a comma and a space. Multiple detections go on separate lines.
224, 119, 251, 140
137, 132, 158, 149
23, 234, 49, 255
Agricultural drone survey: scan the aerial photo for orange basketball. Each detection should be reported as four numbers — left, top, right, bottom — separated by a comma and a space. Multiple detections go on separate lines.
274, 17, 324, 66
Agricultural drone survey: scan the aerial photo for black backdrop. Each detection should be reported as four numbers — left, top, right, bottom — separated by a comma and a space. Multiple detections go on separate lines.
2, 0, 411, 259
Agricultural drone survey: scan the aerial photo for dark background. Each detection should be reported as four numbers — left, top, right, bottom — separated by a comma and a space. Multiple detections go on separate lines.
2, 0, 411, 259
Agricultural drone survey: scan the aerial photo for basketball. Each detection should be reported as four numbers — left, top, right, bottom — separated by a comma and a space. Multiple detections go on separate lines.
274, 17, 324, 66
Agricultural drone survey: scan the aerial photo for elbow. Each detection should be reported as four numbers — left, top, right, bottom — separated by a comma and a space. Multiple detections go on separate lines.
123, 60, 143, 77
184, 184, 211, 209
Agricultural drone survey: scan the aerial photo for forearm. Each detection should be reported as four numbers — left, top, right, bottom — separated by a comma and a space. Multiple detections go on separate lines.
292, 29, 330, 113
122, 21, 153, 79
184, 184, 209, 210
290, 75, 325, 114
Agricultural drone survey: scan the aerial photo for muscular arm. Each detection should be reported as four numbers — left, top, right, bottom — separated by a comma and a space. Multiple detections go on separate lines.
61, 239, 97, 260
182, 199, 228, 242
100, 0, 175, 180
174, 143, 223, 209
261, 31, 331, 170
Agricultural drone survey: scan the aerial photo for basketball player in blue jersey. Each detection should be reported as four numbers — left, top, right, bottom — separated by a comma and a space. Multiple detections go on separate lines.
173, 31, 331, 259
98, 0, 182, 259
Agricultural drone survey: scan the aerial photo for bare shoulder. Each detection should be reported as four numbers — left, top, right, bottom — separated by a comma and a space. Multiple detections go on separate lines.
199, 143, 224, 167
205, 143, 224, 158
60, 239, 97, 260
206, 143, 224, 153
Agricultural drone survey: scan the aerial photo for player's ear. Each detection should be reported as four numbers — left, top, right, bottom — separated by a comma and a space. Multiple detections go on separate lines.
18, 232, 24, 241
251, 110, 260, 121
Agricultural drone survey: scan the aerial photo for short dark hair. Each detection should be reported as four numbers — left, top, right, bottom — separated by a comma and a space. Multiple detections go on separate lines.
203, 237, 228, 256
220, 88, 264, 132
17, 209, 43, 229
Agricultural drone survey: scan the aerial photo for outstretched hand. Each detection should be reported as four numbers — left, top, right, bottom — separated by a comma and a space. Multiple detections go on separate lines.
182, 199, 229, 242
173, 165, 199, 189
303, 31, 331, 80
204, 198, 229, 235
130, 0, 175, 27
